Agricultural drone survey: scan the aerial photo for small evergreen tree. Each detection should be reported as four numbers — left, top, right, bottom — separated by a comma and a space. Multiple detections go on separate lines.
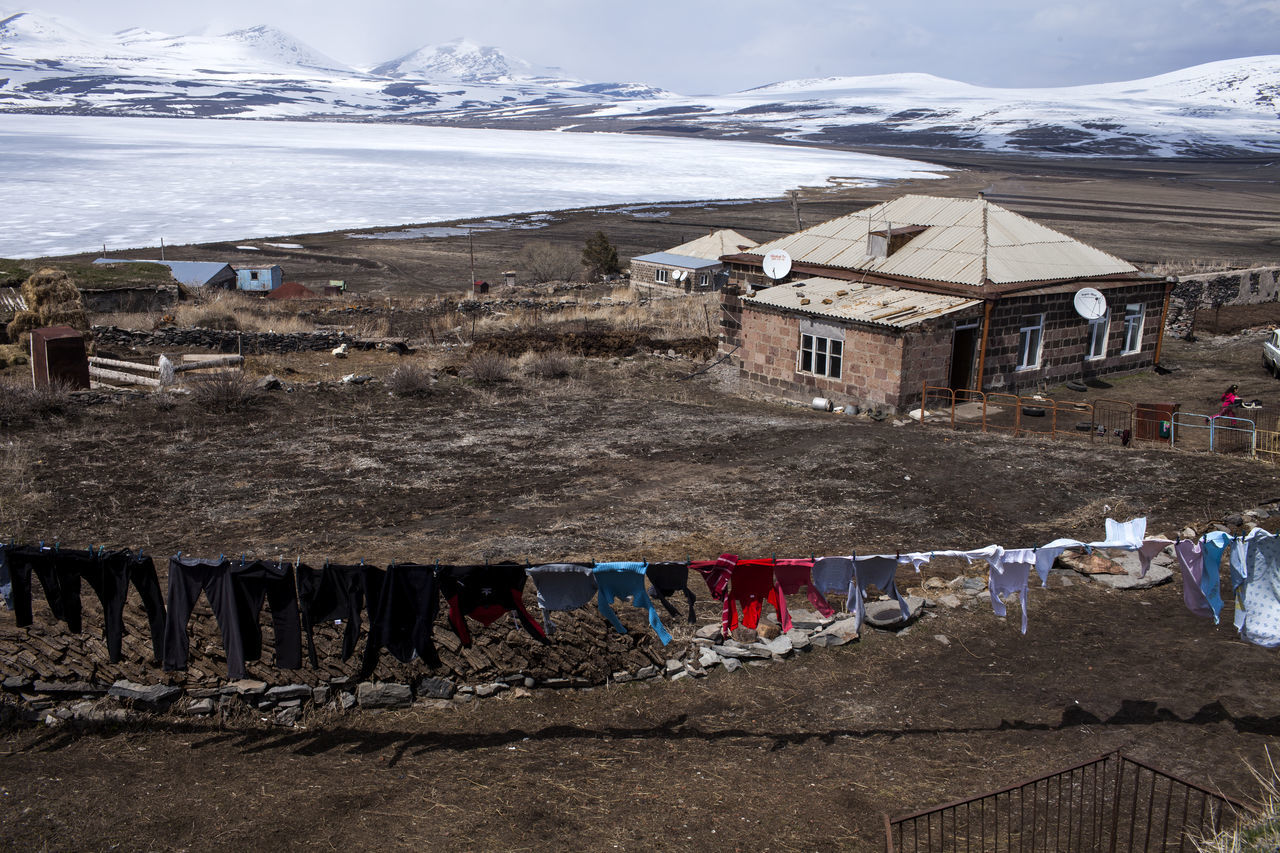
581, 231, 621, 281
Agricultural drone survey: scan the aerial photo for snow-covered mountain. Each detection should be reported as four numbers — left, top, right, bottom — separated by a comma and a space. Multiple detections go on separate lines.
370, 37, 574, 85
1, 10, 1276, 157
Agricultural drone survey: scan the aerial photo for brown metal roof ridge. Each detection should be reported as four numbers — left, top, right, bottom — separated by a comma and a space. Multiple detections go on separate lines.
728, 252, 1160, 299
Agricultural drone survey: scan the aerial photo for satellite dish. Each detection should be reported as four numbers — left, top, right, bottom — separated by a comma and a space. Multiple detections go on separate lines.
677, 270, 688, 281
762, 249, 792, 281
1073, 287, 1107, 320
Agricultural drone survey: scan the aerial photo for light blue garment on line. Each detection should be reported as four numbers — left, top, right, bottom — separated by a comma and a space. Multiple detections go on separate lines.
1200, 531, 1230, 625
592, 562, 671, 646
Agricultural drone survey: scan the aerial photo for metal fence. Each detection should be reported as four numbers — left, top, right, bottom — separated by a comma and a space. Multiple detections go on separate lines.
884, 750, 1246, 853
920, 384, 1270, 463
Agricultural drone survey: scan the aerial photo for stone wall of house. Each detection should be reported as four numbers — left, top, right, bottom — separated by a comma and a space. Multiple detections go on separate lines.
1165, 267, 1280, 338
630, 259, 723, 292
80, 285, 180, 314
727, 302, 915, 409
899, 322, 971, 404
981, 283, 1168, 394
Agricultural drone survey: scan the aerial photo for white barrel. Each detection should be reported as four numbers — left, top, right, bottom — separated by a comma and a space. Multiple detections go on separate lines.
811, 397, 833, 412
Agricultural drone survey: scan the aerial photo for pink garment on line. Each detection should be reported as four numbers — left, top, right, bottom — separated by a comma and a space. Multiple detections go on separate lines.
770, 558, 836, 619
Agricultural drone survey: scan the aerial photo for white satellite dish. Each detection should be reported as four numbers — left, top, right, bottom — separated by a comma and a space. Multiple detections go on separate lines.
1073, 287, 1107, 320
677, 270, 688, 281
762, 249, 792, 281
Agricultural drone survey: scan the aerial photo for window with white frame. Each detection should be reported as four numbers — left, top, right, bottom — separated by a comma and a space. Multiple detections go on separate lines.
655, 268, 669, 284
1017, 314, 1044, 370
799, 332, 842, 379
1087, 312, 1109, 360
1122, 303, 1144, 354
697, 272, 709, 287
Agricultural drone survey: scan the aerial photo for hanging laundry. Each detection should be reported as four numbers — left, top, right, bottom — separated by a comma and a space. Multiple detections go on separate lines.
1241, 535, 1280, 648
723, 558, 791, 635
1197, 532, 1231, 624
437, 563, 547, 647
768, 558, 834, 619
812, 556, 855, 610
1229, 528, 1272, 631
73, 549, 166, 664
229, 560, 302, 671
297, 563, 366, 667
0, 544, 11, 611
1173, 540, 1216, 620
164, 555, 242, 678
525, 563, 597, 633
1096, 517, 1148, 549
1034, 539, 1086, 586
592, 562, 672, 646
986, 547, 1034, 634
691, 554, 735, 601
646, 561, 698, 625
9, 544, 81, 632
851, 556, 911, 632
361, 563, 440, 678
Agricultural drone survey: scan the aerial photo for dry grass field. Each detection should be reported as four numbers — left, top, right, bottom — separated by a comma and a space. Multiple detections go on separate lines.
2, 151, 1279, 852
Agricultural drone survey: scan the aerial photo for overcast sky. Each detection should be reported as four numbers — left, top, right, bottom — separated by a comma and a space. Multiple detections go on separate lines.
15, 0, 1280, 93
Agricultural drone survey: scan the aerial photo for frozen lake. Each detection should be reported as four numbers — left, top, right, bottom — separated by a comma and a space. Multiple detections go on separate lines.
0, 115, 946, 258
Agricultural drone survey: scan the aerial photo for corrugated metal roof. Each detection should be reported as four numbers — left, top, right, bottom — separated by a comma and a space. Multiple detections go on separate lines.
666, 229, 757, 260
745, 195, 1137, 287
630, 251, 723, 270
745, 277, 981, 328
93, 258, 235, 287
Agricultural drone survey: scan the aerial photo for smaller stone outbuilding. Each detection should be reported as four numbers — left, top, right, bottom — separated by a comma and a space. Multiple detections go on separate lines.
631, 229, 757, 292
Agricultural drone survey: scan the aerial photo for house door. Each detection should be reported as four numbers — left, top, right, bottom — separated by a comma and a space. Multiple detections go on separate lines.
949, 322, 980, 391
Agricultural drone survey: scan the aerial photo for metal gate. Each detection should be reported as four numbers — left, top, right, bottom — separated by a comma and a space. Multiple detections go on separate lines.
1170, 413, 1256, 456
885, 751, 1245, 853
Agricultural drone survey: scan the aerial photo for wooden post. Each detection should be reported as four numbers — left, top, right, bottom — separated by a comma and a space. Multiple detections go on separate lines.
1153, 280, 1175, 366
975, 299, 994, 392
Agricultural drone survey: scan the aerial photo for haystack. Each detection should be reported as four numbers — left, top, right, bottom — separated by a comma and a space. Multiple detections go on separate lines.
6, 268, 90, 348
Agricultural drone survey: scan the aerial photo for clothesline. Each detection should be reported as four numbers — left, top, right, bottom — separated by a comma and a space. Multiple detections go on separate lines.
2, 517, 1274, 685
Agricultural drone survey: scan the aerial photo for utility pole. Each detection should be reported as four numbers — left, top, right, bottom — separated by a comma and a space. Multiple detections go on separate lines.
789, 190, 803, 231
468, 228, 476, 294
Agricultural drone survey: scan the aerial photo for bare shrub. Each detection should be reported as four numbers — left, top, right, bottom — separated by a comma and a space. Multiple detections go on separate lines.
465, 352, 513, 384
515, 241, 582, 284
185, 370, 259, 411
522, 350, 577, 379
386, 362, 435, 397
0, 379, 72, 427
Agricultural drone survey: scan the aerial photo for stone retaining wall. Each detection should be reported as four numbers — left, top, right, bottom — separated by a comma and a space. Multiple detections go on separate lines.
90, 326, 388, 355
1166, 266, 1280, 338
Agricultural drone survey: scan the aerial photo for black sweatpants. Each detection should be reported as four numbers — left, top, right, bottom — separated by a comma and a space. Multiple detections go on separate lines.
62, 549, 168, 663
361, 563, 439, 678
163, 556, 241, 677
231, 560, 302, 671
9, 545, 82, 631
297, 563, 365, 668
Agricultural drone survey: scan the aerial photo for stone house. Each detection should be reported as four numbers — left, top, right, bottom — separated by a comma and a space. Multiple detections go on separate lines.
630, 229, 757, 292
719, 195, 1172, 411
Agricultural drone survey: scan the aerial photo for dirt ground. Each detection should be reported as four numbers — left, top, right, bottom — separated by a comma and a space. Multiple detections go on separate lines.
3, 152, 1280, 851
2, 323, 1280, 850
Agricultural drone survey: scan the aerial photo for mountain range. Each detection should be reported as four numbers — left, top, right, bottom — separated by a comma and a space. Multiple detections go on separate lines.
1, 10, 1277, 157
